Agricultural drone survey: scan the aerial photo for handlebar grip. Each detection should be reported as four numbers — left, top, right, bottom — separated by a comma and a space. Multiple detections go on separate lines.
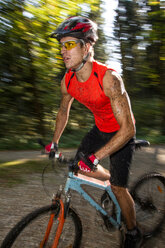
49, 150, 55, 159
38, 138, 45, 148
78, 152, 94, 170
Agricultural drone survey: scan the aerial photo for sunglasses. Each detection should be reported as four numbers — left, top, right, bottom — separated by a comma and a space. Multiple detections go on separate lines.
60, 40, 82, 51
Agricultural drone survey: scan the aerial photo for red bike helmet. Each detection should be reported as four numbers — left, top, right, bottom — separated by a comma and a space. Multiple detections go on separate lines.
51, 16, 98, 44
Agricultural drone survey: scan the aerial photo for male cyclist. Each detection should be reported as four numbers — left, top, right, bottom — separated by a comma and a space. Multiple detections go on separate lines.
48, 16, 142, 248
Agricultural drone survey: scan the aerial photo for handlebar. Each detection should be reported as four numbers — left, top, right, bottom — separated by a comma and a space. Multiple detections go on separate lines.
37, 139, 90, 174
38, 138, 45, 148
38, 138, 64, 159
37, 139, 74, 169
38, 139, 79, 197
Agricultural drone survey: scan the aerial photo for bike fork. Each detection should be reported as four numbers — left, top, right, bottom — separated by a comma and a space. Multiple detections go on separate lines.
39, 198, 65, 248
52, 199, 65, 248
40, 190, 71, 248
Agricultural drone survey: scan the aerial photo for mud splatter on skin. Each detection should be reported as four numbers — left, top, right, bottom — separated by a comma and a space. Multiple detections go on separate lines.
95, 70, 135, 160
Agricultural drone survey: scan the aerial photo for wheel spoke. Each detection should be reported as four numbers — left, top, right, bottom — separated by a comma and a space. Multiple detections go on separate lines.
131, 173, 165, 237
1, 205, 82, 248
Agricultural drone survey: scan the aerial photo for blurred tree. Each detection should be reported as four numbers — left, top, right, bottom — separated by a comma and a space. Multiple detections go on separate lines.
114, 0, 165, 141
146, 1, 165, 135
0, 0, 107, 149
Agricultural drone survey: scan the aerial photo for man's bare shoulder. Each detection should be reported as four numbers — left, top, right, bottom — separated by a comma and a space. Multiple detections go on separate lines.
60, 74, 73, 106
61, 74, 65, 85
61, 74, 68, 95
103, 70, 126, 97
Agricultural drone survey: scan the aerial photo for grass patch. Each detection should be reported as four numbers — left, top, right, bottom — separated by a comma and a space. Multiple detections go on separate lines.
0, 159, 47, 187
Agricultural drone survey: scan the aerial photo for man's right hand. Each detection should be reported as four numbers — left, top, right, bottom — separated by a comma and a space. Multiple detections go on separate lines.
45, 142, 58, 159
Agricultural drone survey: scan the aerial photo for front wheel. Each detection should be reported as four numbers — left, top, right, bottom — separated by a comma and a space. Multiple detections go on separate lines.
1, 203, 82, 248
130, 172, 165, 238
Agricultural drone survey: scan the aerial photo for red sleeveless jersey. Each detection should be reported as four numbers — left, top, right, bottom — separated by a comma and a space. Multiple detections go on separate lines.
65, 61, 120, 133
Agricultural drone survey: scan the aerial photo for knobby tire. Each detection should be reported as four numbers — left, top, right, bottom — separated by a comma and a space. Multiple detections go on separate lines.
130, 172, 165, 238
1, 203, 82, 248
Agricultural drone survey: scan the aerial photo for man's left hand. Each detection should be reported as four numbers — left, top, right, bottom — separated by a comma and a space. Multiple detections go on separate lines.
78, 153, 99, 172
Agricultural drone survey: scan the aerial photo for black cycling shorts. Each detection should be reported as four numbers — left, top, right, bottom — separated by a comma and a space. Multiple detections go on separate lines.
74, 125, 135, 188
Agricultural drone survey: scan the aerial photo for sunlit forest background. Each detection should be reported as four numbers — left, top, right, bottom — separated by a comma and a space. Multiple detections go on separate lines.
0, 0, 164, 150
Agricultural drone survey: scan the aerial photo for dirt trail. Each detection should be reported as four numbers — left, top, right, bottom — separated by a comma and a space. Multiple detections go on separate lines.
0, 145, 165, 247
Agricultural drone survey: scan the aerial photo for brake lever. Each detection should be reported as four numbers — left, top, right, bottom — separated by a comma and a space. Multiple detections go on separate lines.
78, 152, 96, 171
38, 138, 45, 148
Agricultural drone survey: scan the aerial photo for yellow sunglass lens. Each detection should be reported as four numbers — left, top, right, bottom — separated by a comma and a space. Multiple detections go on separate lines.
60, 41, 78, 51
65, 42, 77, 50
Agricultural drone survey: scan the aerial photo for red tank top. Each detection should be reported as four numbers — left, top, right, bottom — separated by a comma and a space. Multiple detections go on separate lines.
65, 61, 120, 133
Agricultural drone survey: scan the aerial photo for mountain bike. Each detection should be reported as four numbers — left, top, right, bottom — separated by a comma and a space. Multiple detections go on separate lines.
1, 140, 165, 248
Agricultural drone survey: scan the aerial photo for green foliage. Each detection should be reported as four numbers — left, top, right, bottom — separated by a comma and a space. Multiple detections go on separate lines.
114, 0, 165, 141
0, 0, 164, 150
0, 0, 106, 149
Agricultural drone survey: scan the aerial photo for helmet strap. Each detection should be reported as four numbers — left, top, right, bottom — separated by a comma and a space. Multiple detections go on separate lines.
71, 52, 90, 72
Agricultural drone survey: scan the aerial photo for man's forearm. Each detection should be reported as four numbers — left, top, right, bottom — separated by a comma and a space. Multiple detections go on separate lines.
95, 125, 135, 160
52, 110, 69, 144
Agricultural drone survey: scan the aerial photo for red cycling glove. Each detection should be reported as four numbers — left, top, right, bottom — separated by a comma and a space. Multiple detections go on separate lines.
45, 142, 58, 156
45, 143, 52, 153
78, 154, 99, 172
